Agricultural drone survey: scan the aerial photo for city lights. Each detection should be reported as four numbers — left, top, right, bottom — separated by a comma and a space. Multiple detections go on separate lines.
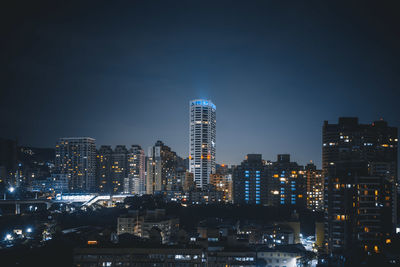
0, 2, 398, 263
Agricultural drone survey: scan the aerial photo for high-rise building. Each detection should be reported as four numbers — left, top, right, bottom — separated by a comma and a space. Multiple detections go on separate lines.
210, 173, 232, 203
146, 141, 180, 195
96, 145, 113, 193
233, 154, 267, 205
189, 99, 216, 188
55, 137, 96, 192
182, 171, 194, 192
305, 162, 323, 211
111, 145, 128, 193
125, 145, 146, 195
323, 118, 397, 254
267, 154, 305, 207
210, 163, 232, 202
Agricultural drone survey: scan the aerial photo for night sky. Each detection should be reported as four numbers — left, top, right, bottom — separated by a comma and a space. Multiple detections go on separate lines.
2, 1, 400, 167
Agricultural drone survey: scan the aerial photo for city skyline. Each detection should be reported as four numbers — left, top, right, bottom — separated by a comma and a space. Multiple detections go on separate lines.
2, 1, 400, 168
3, 111, 398, 169
2, 1, 400, 265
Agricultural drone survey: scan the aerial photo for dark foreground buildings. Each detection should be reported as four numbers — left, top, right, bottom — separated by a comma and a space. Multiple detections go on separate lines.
73, 245, 307, 267
323, 118, 397, 254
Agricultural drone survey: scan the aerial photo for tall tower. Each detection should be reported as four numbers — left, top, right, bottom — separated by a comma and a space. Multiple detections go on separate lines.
323, 118, 397, 254
126, 145, 146, 195
146, 141, 180, 195
96, 145, 113, 193
55, 137, 96, 192
111, 145, 128, 193
304, 162, 323, 211
189, 99, 216, 188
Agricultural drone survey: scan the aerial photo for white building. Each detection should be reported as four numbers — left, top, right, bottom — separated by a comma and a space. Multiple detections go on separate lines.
189, 99, 216, 188
125, 145, 146, 195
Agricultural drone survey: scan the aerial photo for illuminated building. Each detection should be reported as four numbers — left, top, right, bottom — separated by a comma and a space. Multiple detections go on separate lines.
189, 99, 216, 188
96, 145, 113, 193
267, 154, 305, 207
233, 154, 267, 205
74, 247, 205, 266
146, 141, 180, 195
29, 173, 69, 193
304, 162, 323, 211
125, 145, 145, 195
323, 118, 397, 254
188, 184, 224, 204
182, 171, 194, 192
55, 137, 96, 192
210, 173, 232, 202
73, 246, 306, 267
111, 145, 128, 193
257, 248, 302, 267
117, 209, 179, 244
216, 163, 229, 175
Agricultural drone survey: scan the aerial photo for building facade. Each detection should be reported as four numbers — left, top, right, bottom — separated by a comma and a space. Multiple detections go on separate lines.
182, 171, 195, 192
146, 141, 180, 195
304, 162, 323, 211
267, 154, 305, 207
323, 118, 398, 254
55, 137, 96, 192
74, 247, 205, 266
111, 145, 128, 193
125, 145, 146, 195
210, 173, 233, 203
189, 99, 216, 188
96, 145, 113, 193
29, 173, 69, 193
117, 209, 179, 244
233, 154, 268, 205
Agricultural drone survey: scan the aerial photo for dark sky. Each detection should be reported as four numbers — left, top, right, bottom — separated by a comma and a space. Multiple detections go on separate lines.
2, 1, 400, 167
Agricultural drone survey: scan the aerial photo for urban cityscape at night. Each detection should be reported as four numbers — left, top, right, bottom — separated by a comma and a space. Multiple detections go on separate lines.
1, 1, 400, 266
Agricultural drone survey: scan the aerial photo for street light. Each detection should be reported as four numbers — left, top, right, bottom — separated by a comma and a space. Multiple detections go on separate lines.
4, 186, 16, 200
4, 234, 13, 241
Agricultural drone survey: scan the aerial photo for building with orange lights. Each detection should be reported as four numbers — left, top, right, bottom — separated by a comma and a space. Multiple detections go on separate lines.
323, 118, 397, 254
189, 99, 216, 189
304, 162, 323, 211
266, 154, 306, 207
210, 173, 232, 202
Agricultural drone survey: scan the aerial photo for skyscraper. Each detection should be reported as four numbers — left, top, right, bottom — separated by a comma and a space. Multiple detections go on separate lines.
111, 145, 128, 193
55, 137, 96, 192
125, 145, 146, 195
210, 164, 233, 202
323, 118, 397, 254
146, 141, 180, 195
210, 173, 232, 203
96, 145, 113, 193
189, 99, 216, 188
304, 162, 323, 211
